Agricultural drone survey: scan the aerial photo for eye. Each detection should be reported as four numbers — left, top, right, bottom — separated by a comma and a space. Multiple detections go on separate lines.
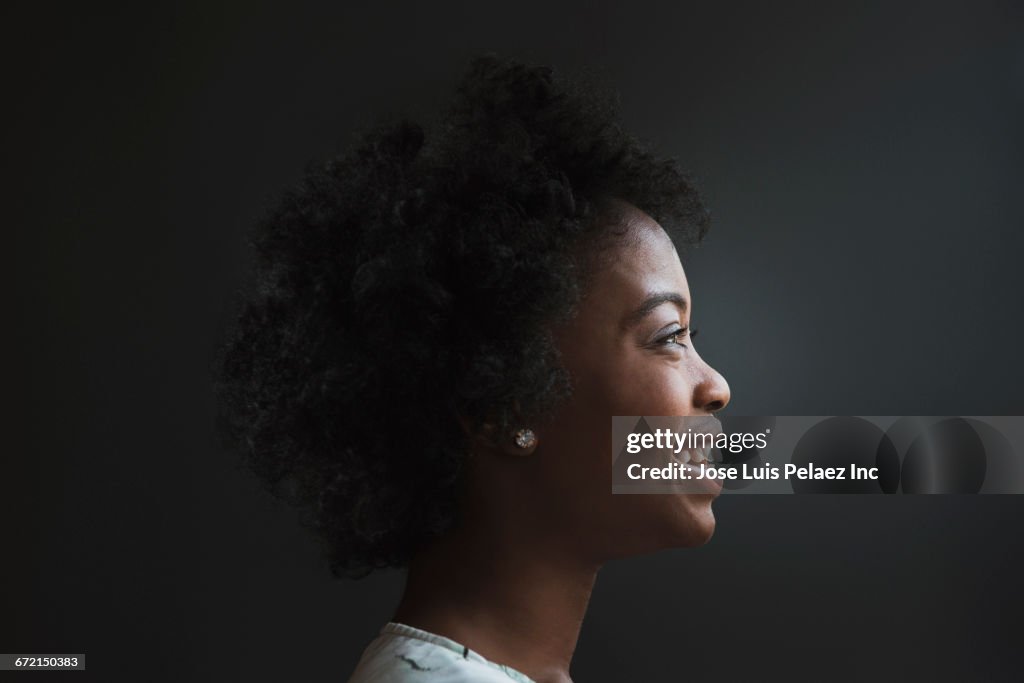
656, 326, 698, 347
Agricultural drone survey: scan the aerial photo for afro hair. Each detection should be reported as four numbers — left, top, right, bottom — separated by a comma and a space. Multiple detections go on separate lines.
215, 55, 709, 577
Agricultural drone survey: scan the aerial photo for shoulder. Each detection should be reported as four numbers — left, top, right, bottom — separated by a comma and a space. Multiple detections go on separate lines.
346, 623, 534, 683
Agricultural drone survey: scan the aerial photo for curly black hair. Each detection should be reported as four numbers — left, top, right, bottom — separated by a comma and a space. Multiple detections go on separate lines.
215, 55, 710, 577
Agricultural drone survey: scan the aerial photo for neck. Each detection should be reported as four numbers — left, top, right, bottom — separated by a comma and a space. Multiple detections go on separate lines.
393, 519, 599, 683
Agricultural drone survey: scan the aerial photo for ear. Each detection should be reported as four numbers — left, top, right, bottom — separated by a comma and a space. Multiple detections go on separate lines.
482, 424, 541, 457
498, 427, 538, 457
456, 412, 540, 458
454, 403, 540, 456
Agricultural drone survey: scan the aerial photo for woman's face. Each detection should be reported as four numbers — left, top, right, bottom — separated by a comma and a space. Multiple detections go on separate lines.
529, 202, 731, 562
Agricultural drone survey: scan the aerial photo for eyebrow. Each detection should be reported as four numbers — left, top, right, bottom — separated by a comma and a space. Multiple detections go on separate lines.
623, 292, 689, 327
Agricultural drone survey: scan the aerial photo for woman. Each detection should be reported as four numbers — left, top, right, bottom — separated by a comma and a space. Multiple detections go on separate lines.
217, 55, 730, 683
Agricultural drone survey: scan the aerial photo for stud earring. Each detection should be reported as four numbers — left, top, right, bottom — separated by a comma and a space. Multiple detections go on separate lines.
513, 428, 537, 450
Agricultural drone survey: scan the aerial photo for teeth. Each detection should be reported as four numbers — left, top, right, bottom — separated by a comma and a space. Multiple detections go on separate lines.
679, 450, 691, 464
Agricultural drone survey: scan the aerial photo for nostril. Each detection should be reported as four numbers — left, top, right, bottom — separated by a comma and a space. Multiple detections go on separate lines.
704, 399, 725, 413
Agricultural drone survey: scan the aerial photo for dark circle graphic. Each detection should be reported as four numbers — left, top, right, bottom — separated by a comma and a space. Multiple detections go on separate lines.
790, 416, 899, 493
901, 417, 987, 494
967, 420, 1018, 493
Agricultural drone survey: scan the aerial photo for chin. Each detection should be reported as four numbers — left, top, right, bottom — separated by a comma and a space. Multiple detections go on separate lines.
606, 495, 718, 558
670, 495, 717, 547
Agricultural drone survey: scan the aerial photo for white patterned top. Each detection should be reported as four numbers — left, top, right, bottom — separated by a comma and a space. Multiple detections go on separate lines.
347, 622, 536, 683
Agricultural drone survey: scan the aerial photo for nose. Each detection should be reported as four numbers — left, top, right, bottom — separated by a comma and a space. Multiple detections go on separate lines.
693, 360, 730, 414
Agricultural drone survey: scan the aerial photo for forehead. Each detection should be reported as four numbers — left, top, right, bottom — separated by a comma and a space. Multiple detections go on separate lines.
589, 206, 690, 310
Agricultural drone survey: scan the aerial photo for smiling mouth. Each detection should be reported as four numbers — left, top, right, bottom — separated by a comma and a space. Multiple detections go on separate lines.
673, 446, 722, 466
666, 447, 725, 493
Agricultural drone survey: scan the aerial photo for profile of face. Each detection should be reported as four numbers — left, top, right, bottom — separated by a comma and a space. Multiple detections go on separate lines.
469, 202, 730, 565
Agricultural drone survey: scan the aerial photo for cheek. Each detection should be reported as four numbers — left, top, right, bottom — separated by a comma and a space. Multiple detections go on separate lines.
536, 355, 716, 558
542, 353, 697, 473
605, 355, 697, 418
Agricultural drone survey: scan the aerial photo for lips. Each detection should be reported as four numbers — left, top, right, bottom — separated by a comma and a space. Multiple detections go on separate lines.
671, 447, 725, 494
674, 446, 722, 465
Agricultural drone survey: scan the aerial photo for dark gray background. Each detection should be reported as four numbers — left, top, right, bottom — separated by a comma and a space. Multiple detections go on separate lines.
5, 0, 1023, 681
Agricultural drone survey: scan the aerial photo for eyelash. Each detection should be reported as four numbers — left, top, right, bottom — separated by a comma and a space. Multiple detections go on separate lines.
657, 326, 698, 347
